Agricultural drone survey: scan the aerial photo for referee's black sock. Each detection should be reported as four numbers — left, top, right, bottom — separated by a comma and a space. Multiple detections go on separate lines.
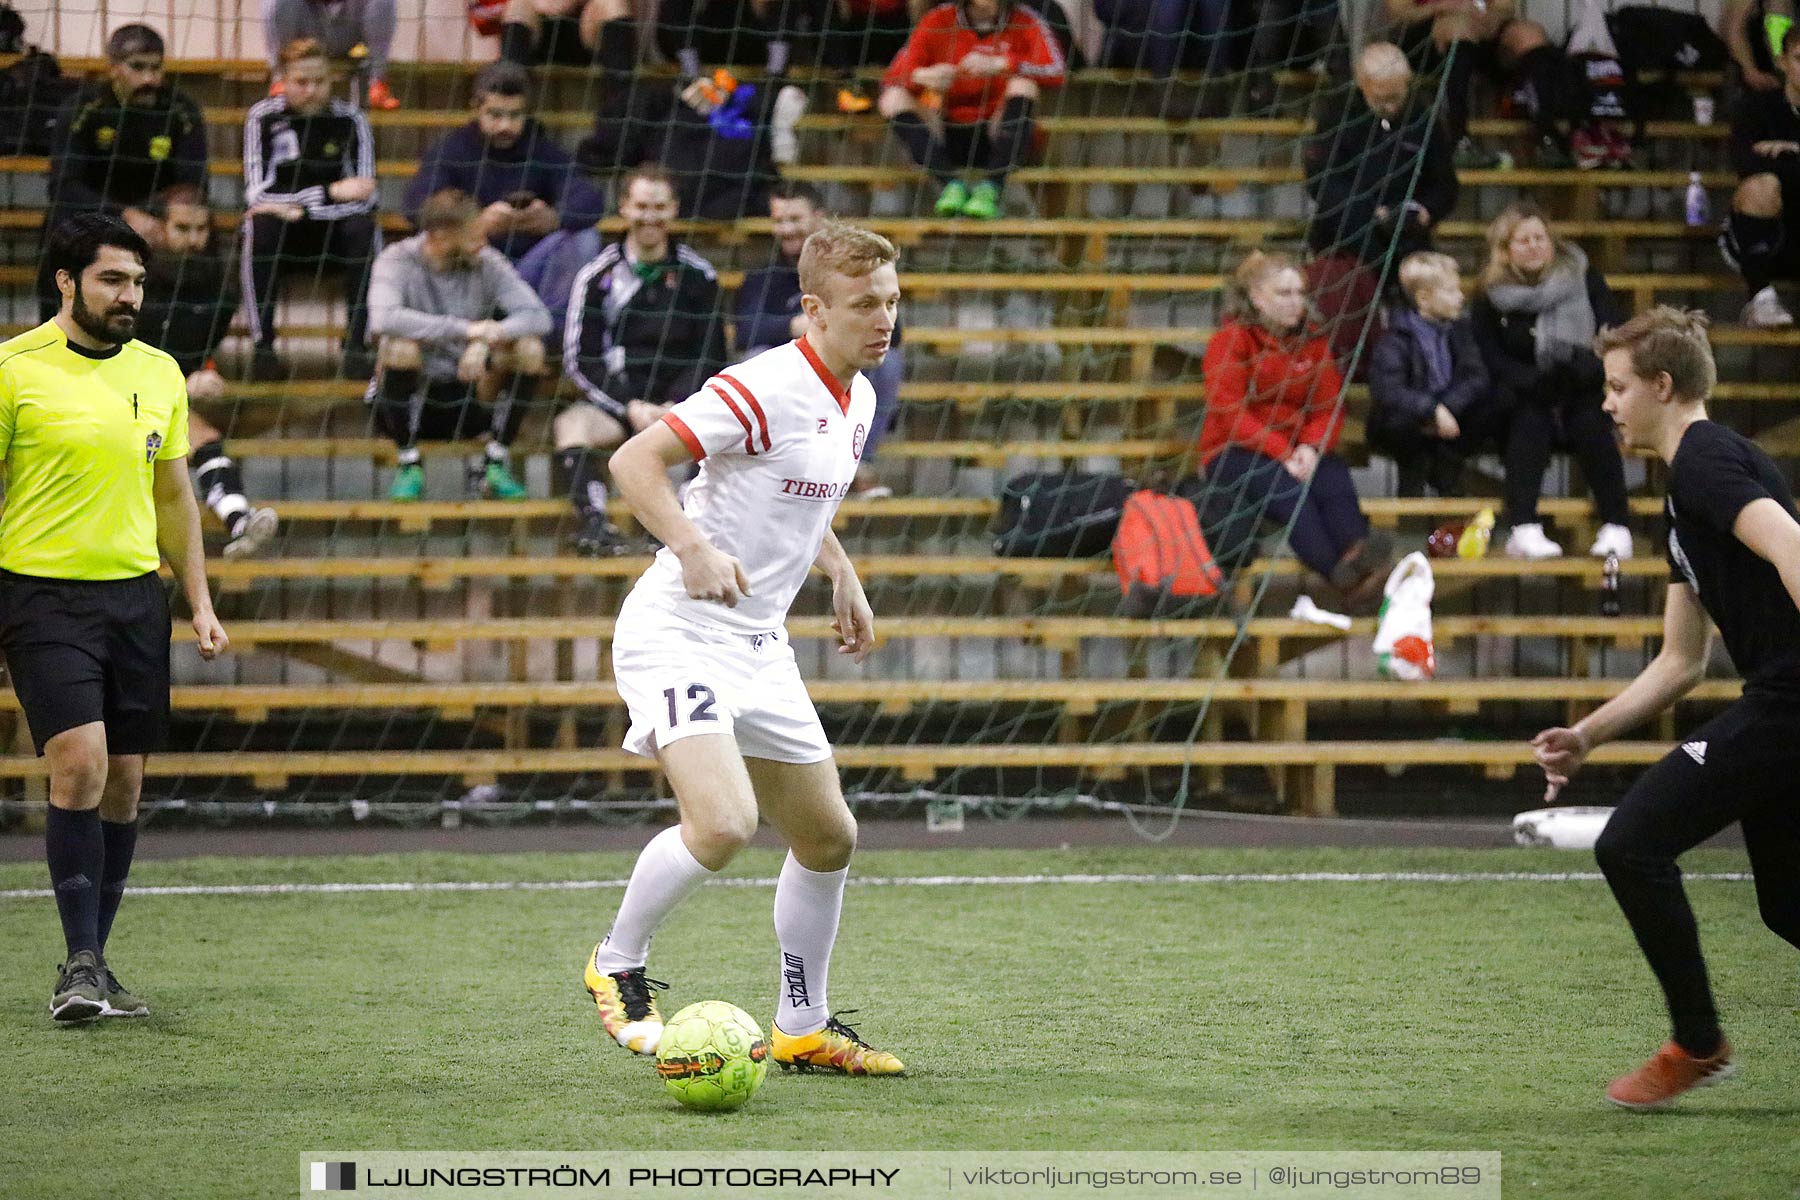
45, 806, 103, 957
97, 818, 139, 953
193, 440, 251, 537
558, 447, 605, 520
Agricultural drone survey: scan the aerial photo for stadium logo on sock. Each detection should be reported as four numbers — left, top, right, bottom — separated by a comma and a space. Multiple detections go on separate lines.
1681, 741, 1707, 765
309, 1162, 356, 1191
782, 952, 810, 1009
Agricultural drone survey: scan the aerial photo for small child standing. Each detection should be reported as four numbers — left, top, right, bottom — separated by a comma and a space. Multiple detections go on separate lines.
1367, 251, 1494, 497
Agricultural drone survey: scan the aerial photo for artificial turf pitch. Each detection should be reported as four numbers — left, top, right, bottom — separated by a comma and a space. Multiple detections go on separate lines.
0, 844, 1794, 1199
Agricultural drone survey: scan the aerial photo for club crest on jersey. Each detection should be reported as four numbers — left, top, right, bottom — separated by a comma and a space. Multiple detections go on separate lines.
852, 422, 866, 458
144, 431, 163, 462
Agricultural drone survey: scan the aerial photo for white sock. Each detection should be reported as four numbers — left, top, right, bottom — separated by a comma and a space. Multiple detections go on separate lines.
591, 826, 714, 974
772, 851, 847, 1036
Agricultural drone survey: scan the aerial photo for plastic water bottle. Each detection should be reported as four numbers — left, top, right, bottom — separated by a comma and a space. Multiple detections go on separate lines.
1600, 552, 1622, 617
1457, 507, 1495, 559
1685, 172, 1710, 227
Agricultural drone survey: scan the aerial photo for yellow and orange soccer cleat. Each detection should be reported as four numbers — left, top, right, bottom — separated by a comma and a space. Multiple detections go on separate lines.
771, 1012, 905, 1076
1606, 1039, 1735, 1111
582, 945, 666, 1056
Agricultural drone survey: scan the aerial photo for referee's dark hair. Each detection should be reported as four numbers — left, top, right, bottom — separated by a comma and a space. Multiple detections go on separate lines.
44, 212, 151, 290
106, 23, 164, 62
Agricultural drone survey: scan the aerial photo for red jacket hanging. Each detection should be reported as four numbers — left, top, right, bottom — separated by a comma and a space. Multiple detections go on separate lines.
1199, 317, 1346, 466
882, 2, 1066, 124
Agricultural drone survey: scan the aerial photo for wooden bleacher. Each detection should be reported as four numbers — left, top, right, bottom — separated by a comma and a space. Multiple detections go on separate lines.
0, 56, 1778, 817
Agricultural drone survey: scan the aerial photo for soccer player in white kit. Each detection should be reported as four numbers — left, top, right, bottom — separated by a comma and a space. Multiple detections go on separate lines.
581, 221, 905, 1076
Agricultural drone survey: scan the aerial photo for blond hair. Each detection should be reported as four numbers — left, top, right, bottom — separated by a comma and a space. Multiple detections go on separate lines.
1398, 250, 1459, 303
1226, 249, 1301, 322
1480, 201, 1577, 292
1593, 306, 1716, 402
278, 37, 329, 72
798, 220, 899, 302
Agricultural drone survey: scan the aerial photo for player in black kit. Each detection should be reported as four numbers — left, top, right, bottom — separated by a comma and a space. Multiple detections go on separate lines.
1532, 307, 1800, 1110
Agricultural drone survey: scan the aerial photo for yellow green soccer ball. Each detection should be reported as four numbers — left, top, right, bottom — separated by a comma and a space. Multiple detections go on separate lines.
654, 1001, 769, 1111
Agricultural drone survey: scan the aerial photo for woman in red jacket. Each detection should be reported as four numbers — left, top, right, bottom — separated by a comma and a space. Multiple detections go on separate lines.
1200, 251, 1391, 601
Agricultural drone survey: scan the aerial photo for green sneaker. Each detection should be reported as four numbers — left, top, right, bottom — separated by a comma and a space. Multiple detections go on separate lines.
482, 460, 529, 500
933, 179, 970, 217
960, 181, 1001, 220
389, 463, 424, 502
100, 966, 148, 1018
50, 950, 105, 1023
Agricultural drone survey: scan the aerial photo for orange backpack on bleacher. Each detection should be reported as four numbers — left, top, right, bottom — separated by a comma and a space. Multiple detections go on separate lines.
1112, 490, 1225, 618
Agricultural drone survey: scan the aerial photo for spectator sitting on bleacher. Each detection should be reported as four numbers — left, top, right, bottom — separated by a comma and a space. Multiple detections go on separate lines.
1367, 251, 1493, 499
1384, 0, 1578, 169
656, 0, 807, 81
403, 62, 607, 264
1199, 251, 1391, 608
135, 186, 281, 559
556, 165, 726, 556
498, 0, 636, 69
1723, 0, 1792, 94
738, 183, 903, 497
1723, 23, 1800, 330
576, 69, 806, 220
367, 189, 551, 502
877, 0, 1067, 221
1303, 41, 1457, 372
1472, 202, 1633, 562
823, 0, 927, 113
263, 0, 401, 109
42, 24, 207, 317
242, 38, 381, 382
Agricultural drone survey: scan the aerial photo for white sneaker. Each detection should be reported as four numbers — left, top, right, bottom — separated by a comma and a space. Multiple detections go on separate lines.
770, 84, 807, 166
1589, 522, 1634, 559
223, 506, 279, 559
1742, 286, 1795, 330
1505, 522, 1564, 560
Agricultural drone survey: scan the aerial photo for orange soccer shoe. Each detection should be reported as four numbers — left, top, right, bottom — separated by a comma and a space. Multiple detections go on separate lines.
582, 946, 666, 1056
771, 1013, 905, 1075
1606, 1039, 1735, 1111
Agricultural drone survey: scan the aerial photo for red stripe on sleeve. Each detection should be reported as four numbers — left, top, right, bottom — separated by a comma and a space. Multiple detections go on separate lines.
662, 413, 706, 461
718, 373, 773, 450
708, 382, 757, 455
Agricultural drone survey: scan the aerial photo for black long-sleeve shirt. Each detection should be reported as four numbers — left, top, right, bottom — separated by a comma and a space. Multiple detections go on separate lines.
47, 80, 208, 214
242, 95, 376, 221
139, 248, 240, 377
1470, 263, 1625, 406
563, 240, 727, 417
1304, 90, 1459, 262
1728, 87, 1800, 191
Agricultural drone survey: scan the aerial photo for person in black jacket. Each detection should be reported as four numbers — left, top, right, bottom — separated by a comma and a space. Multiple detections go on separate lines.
401, 62, 609, 264
1722, 23, 1800, 328
42, 24, 208, 317
1472, 203, 1633, 562
240, 38, 380, 380
555, 165, 727, 555
138, 186, 280, 560
1367, 251, 1492, 497
1302, 41, 1458, 371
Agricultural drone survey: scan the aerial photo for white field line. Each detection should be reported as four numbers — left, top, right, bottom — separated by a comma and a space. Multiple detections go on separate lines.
0, 870, 1754, 901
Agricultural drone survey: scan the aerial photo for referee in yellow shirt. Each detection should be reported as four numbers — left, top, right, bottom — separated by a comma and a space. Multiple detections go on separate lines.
0, 212, 227, 1022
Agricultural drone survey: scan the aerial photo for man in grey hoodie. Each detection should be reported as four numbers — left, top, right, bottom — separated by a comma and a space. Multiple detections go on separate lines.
367, 188, 551, 501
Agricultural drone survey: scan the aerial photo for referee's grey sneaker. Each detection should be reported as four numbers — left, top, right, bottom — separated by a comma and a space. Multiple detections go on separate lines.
100, 966, 149, 1018
224, 507, 280, 559
50, 950, 106, 1022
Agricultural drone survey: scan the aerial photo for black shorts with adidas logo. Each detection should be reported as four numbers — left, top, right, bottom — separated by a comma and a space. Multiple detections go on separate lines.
0, 569, 171, 756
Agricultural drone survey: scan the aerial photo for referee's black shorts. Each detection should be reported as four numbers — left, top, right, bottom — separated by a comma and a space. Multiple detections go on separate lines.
0, 570, 171, 756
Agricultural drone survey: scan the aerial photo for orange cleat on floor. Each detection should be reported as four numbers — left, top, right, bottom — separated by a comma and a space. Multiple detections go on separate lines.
1606, 1038, 1735, 1111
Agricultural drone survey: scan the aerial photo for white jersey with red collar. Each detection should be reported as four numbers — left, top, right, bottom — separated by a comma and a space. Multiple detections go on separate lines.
630, 337, 877, 634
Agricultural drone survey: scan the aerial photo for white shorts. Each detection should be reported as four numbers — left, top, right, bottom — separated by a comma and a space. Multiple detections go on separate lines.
612, 596, 832, 764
